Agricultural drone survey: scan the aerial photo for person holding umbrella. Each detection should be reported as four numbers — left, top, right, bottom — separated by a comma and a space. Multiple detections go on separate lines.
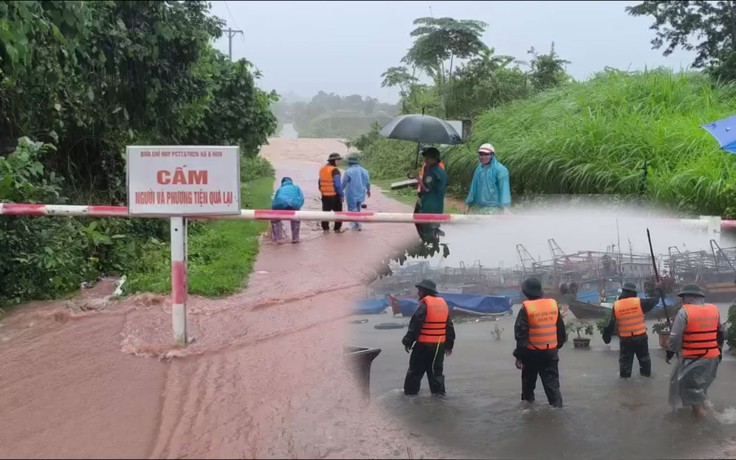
414, 146, 448, 243
318, 152, 345, 233
464, 143, 512, 215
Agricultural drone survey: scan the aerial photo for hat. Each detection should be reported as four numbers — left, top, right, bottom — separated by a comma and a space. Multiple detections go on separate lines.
622, 282, 638, 293
478, 143, 495, 154
420, 146, 440, 160
327, 152, 342, 161
676, 284, 706, 298
415, 279, 438, 294
522, 277, 544, 298
347, 155, 359, 164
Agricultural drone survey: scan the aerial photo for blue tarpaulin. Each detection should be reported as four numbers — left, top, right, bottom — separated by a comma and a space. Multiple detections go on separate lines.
396, 293, 513, 317
576, 290, 600, 304
702, 115, 736, 154
355, 298, 389, 315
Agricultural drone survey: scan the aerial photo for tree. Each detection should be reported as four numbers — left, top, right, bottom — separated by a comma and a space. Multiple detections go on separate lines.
402, 17, 489, 84
626, 1, 736, 81
401, 17, 489, 117
527, 42, 571, 91
448, 47, 528, 117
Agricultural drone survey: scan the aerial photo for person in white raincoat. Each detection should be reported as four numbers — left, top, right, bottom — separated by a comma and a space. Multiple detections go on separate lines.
666, 284, 724, 418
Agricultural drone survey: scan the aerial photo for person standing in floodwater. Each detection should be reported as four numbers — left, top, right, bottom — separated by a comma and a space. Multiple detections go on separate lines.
414, 146, 448, 243
341, 155, 371, 231
270, 177, 304, 244
464, 143, 511, 215
602, 282, 661, 378
666, 284, 724, 418
402, 279, 456, 396
318, 152, 345, 233
514, 277, 566, 408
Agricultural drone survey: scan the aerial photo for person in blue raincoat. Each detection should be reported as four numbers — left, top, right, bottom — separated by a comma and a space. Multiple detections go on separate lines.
270, 177, 304, 243
341, 155, 371, 231
464, 143, 512, 215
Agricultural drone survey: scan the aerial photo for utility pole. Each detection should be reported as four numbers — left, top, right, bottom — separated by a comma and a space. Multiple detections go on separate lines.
221, 27, 243, 61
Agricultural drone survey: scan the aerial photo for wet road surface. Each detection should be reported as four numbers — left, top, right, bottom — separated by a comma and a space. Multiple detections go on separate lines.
0, 138, 450, 459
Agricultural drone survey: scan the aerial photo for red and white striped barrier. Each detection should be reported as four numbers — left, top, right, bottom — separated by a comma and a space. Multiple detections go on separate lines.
2, 202, 730, 346
1, 203, 734, 228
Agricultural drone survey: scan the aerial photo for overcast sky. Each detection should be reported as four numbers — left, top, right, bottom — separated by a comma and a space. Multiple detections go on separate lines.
209, 1, 698, 104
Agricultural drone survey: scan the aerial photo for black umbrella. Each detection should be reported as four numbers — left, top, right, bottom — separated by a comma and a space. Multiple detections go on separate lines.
379, 113, 463, 172
379, 114, 463, 145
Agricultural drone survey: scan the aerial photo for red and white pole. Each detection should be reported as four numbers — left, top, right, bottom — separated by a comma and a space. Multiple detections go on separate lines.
170, 217, 188, 346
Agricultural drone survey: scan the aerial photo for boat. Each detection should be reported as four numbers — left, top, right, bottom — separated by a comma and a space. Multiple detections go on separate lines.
354, 298, 390, 315
667, 240, 736, 304
561, 292, 680, 321
559, 295, 611, 320
388, 293, 513, 318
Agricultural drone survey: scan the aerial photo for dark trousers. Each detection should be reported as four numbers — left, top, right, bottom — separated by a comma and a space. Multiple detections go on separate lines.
414, 199, 438, 243
619, 334, 651, 378
404, 342, 446, 395
521, 350, 563, 407
321, 195, 342, 231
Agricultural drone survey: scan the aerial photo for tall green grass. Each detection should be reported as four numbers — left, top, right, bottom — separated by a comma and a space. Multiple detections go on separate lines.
445, 68, 736, 216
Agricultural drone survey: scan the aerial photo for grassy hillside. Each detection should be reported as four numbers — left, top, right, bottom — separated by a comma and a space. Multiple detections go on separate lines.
441, 69, 736, 216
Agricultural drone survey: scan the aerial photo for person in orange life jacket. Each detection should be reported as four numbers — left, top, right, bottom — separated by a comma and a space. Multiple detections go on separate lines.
513, 277, 567, 408
401, 279, 456, 396
666, 284, 724, 418
601, 282, 661, 378
318, 152, 345, 233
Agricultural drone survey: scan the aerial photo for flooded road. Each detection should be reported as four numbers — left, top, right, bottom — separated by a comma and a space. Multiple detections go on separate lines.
350, 307, 736, 459
0, 138, 446, 458
355, 206, 736, 458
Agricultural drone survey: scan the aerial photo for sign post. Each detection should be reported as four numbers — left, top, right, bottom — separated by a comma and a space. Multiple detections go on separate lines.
126, 145, 241, 346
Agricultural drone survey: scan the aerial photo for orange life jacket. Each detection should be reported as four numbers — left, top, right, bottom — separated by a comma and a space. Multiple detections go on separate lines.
319, 165, 337, 196
417, 161, 446, 191
524, 298, 559, 350
613, 297, 647, 338
682, 304, 721, 359
417, 295, 449, 344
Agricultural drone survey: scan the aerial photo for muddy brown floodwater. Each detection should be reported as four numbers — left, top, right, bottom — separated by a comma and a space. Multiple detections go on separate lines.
0, 138, 453, 459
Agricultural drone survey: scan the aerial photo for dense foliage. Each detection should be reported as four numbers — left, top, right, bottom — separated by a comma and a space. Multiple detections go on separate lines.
0, 1, 278, 306
380, 16, 570, 120
445, 69, 736, 217
356, 14, 736, 220
627, 1, 736, 82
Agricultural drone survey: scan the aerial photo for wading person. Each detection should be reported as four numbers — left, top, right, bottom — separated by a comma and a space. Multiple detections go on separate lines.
464, 143, 511, 215
414, 146, 448, 243
318, 152, 345, 233
666, 284, 724, 418
513, 277, 566, 408
270, 177, 305, 244
402, 279, 455, 396
602, 282, 661, 378
341, 155, 371, 231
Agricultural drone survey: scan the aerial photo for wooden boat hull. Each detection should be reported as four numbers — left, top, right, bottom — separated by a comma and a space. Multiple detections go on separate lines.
566, 299, 610, 320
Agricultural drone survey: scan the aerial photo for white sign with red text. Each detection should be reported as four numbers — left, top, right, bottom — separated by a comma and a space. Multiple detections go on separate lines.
126, 145, 241, 216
